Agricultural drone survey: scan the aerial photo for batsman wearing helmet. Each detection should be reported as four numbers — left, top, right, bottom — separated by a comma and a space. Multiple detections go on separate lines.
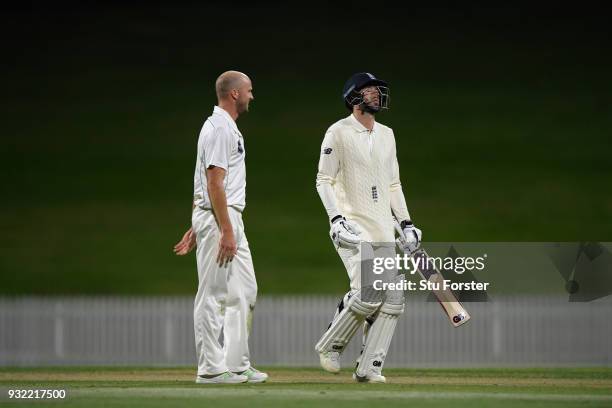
314, 73, 422, 383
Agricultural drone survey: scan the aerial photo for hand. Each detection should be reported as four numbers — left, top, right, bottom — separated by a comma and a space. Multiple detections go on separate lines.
330, 216, 362, 249
173, 227, 196, 255
217, 228, 237, 267
399, 220, 422, 254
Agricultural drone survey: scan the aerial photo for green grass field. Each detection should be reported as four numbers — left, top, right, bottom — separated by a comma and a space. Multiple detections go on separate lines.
1, 367, 611, 407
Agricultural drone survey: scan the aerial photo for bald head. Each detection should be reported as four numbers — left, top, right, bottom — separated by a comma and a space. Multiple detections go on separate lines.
215, 71, 250, 100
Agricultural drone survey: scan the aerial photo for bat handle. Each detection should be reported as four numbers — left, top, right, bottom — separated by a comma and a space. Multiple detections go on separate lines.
393, 217, 406, 240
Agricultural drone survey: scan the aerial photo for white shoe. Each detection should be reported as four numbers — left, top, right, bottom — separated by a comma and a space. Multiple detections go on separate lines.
353, 371, 386, 383
196, 371, 248, 384
319, 351, 341, 373
234, 367, 268, 383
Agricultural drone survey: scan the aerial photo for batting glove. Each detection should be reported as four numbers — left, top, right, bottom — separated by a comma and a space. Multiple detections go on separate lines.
330, 215, 362, 249
399, 220, 422, 254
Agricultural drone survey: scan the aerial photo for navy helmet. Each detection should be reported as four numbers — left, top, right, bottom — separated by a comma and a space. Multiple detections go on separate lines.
342, 72, 390, 112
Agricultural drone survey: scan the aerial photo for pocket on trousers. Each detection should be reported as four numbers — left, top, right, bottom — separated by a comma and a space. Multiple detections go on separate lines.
192, 208, 216, 239
229, 208, 244, 246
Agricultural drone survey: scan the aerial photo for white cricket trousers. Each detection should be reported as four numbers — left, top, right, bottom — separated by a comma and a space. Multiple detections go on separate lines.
192, 206, 258, 376
336, 224, 373, 291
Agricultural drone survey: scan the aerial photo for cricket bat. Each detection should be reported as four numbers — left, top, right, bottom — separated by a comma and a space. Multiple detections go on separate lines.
394, 220, 471, 327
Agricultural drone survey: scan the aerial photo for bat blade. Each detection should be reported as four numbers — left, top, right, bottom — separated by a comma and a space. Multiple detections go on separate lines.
413, 248, 471, 327
393, 218, 470, 327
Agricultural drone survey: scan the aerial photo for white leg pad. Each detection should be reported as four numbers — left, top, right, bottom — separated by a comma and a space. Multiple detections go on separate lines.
355, 302, 404, 377
315, 295, 381, 354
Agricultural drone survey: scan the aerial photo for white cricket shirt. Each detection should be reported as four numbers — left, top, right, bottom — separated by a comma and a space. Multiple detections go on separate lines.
317, 114, 406, 242
193, 106, 247, 212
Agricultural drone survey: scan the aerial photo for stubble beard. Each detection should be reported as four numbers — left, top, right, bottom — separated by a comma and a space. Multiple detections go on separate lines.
238, 100, 249, 114
360, 102, 380, 115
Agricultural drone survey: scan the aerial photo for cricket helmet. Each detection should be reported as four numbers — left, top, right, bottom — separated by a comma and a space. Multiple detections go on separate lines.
342, 72, 390, 112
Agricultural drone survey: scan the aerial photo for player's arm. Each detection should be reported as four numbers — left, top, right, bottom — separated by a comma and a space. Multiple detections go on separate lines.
316, 131, 360, 247
390, 154, 412, 223
316, 131, 341, 221
389, 135, 422, 250
207, 166, 236, 266
202, 126, 236, 266
173, 201, 198, 256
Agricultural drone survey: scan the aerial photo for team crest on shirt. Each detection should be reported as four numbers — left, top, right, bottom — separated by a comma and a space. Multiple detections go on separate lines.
237, 140, 244, 154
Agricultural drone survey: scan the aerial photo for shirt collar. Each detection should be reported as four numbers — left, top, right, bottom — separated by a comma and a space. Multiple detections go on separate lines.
347, 113, 377, 133
213, 106, 240, 134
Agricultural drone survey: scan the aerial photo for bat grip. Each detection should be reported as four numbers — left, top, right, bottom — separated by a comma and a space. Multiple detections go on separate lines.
393, 218, 406, 241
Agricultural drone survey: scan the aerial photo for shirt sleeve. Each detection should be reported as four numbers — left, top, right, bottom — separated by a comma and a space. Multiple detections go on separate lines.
316, 130, 340, 184
316, 130, 341, 221
203, 126, 233, 171
389, 132, 412, 222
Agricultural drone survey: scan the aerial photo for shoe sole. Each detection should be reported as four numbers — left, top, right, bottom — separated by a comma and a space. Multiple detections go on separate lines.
352, 373, 386, 384
195, 377, 248, 384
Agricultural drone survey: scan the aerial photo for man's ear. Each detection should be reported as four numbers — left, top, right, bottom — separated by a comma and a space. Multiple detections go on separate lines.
230, 89, 239, 101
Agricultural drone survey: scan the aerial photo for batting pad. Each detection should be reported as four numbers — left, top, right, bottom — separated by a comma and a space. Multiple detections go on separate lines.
355, 302, 404, 376
315, 295, 380, 354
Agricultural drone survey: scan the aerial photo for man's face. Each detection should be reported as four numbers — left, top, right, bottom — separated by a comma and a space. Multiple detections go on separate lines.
360, 86, 380, 110
236, 78, 254, 114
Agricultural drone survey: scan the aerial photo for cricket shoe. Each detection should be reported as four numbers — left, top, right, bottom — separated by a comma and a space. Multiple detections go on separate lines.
234, 367, 268, 383
353, 371, 386, 383
319, 351, 341, 373
196, 371, 248, 384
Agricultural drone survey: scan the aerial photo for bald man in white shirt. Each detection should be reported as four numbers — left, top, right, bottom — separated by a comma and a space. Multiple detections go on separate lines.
314, 72, 422, 383
174, 71, 267, 384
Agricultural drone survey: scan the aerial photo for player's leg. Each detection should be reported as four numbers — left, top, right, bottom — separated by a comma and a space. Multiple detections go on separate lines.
323, 242, 365, 336
315, 290, 382, 372
192, 208, 247, 384
316, 290, 353, 372
356, 312, 378, 368
223, 209, 267, 383
354, 290, 404, 383
315, 233, 379, 373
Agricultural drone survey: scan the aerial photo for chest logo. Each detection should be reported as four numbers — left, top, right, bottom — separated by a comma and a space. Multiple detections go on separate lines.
322, 147, 333, 155
371, 186, 378, 203
238, 140, 244, 154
